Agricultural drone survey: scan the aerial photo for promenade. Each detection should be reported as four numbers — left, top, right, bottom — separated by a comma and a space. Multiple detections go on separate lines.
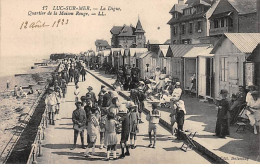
86, 69, 260, 164
37, 71, 211, 164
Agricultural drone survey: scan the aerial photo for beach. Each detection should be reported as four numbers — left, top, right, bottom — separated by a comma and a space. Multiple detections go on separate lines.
0, 58, 57, 162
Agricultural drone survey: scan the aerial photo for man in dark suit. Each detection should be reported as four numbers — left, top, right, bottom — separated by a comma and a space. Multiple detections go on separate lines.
71, 101, 86, 150
86, 86, 97, 104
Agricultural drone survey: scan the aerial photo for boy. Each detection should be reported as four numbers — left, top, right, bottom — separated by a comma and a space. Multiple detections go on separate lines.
147, 103, 161, 148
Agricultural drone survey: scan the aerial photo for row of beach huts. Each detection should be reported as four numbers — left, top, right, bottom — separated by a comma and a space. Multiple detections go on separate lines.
84, 33, 260, 99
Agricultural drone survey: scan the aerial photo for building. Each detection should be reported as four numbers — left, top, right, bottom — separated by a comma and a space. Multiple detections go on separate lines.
209, 0, 257, 36
110, 18, 146, 48
168, 0, 217, 44
211, 33, 260, 98
95, 39, 110, 52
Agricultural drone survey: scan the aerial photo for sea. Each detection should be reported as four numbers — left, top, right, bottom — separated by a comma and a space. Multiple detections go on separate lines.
0, 56, 49, 77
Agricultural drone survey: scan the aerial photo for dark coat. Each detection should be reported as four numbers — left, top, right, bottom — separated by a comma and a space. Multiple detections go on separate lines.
72, 108, 86, 130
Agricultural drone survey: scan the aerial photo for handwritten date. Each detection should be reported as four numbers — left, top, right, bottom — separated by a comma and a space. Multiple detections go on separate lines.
20, 19, 69, 30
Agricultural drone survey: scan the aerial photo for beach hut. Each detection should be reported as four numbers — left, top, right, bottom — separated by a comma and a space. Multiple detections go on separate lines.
167, 45, 194, 88
111, 48, 124, 68
103, 49, 111, 64
137, 51, 156, 79
183, 45, 213, 97
157, 45, 170, 74
211, 33, 260, 98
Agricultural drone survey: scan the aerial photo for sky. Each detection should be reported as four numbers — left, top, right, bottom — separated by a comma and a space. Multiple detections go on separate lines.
1, 0, 178, 59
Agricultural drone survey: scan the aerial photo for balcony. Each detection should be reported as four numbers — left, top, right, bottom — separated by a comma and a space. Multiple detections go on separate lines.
209, 27, 233, 36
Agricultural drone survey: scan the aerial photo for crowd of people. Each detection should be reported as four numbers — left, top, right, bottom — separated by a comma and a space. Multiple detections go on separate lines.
43, 57, 260, 161
43, 58, 191, 161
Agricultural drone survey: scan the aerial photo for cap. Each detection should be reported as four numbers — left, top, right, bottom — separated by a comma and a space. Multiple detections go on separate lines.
220, 89, 228, 94
101, 85, 106, 89
176, 82, 180, 86
75, 101, 82, 105
251, 91, 259, 96
87, 86, 93, 90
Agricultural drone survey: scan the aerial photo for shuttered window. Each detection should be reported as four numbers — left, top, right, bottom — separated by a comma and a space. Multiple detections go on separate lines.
221, 57, 228, 81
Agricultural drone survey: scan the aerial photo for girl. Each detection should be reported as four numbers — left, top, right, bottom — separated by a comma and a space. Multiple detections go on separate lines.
129, 103, 139, 149
84, 108, 99, 157
104, 112, 118, 160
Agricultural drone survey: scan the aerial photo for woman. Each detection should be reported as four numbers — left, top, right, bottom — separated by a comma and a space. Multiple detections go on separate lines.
245, 91, 260, 134
154, 67, 161, 84
104, 112, 118, 160
174, 100, 186, 140
214, 89, 230, 138
129, 103, 139, 149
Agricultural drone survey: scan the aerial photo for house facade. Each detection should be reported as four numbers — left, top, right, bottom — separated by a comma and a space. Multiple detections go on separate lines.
209, 0, 257, 36
168, 0, 216, 44
95, 39, 110, 52
110, 18, 146, 49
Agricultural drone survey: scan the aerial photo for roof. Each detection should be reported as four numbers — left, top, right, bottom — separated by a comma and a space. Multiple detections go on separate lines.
169, 4, 188, 13
164, 39, 171, 45
118, 26, 135, 37
111, 48, 124, 56
211, 33, 260, 54
183, 46, 213, 58
228, 0, 257, 14
248, 43, 260, 61
167, 45, 195, 58
129, 48, 148, 57
110, 26, 123, 35
139, 51, 156, 59
158, 45, 170, 57
147, 40, 161, 45
211, 0, 256, 18
135, 19, 145, 33
184, 0, 212, 9
95, 39, 110, 47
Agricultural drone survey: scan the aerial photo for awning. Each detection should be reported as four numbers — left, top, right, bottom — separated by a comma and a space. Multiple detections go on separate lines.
183, 46, 213, 58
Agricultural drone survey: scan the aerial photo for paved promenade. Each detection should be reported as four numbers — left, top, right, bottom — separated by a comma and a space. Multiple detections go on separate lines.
87, 69, 260, 164
37, 72, 210, 164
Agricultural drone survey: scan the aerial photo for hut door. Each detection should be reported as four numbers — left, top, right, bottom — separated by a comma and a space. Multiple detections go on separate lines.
219, 57, 229, 94
206, 58, 214, 97
228, 57, 239, 95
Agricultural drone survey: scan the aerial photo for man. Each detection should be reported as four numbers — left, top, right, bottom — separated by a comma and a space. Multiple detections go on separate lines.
214, 89, 230, 138
86, 86, 97, 105
45, 87, 59, 125
118, 104, 131, 159
147, 103, 161, 148
84, 98, 93, 145
69, 66, 74, 82
137, 86, 146, 123
71, 101, 87, 150
80, 66, 87, 82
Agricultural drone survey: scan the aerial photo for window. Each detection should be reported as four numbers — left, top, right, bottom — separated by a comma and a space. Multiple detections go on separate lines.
189, 23, 193, 34
137, 34, 142, 39
214, 20, 219, 28
228, 18, 233, 27
174, 13, 178, 18
173, 26, 178, 35
181, 24, 186, 34
221, 57, 228, 82
221, 18, 225, 27
197, 21, 202, 32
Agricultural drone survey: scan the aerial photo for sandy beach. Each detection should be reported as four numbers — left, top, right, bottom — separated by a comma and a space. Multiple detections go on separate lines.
0, 62, 57, 161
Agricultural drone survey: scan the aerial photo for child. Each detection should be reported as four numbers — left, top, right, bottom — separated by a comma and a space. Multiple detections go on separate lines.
129, 102, 139, 149
99, 109, 107, 149
84, 108, 99, 157
104, 112, 118, 160
74, 85, 80, 102
147, 103, 161, 148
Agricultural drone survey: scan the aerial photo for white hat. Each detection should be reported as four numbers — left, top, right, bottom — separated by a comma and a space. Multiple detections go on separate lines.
176, 82, 180, 86
139, 81, 145, 85
118, 104, 128, 114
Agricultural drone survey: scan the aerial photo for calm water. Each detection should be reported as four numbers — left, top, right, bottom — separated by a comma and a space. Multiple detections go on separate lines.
0, 56, 48, 77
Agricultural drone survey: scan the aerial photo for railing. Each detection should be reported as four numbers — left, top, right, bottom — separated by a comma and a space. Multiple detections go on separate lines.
209, 27, 233, 36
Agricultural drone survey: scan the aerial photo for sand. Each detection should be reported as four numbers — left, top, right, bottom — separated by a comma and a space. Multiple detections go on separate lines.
0, 63, 57, 161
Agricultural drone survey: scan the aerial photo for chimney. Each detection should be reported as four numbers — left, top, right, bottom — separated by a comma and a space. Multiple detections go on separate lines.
178, 0, 184, 5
